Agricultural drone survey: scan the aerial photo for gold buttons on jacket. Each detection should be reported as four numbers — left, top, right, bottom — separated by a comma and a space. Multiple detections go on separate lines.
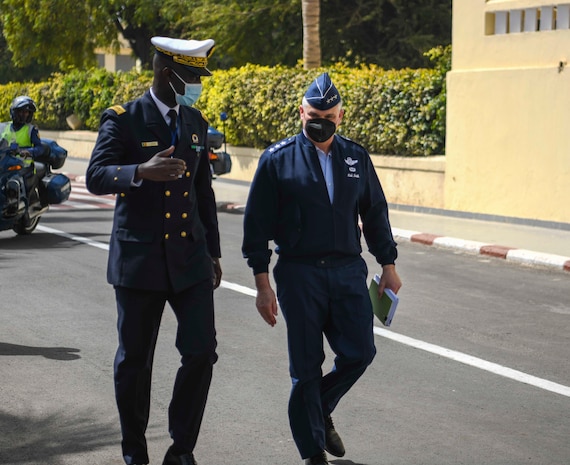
185, 171, 190, 177
120, 193, 125, 197
114, 176, 118, 181
183, 192, 189, 197
164, 233, 170, 240
181, 213, 188, 219
181, 231, 187, 238
165, 213, 171, 219
165, 190, 171, 197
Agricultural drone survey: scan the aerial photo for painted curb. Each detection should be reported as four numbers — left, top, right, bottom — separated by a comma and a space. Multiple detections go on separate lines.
393, 230, 570, 273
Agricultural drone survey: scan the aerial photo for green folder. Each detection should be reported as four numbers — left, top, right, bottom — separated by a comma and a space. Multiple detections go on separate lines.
369, 273, 399, 327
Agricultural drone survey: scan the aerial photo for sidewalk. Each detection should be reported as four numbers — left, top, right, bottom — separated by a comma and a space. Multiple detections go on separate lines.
59, 158, 570, 274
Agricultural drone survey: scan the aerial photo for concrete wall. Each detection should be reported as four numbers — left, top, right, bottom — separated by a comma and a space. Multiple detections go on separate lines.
42, 130, 445, 209
446, 1, 570, 223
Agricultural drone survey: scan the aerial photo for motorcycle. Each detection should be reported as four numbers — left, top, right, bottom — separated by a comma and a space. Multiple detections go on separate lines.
0, 139, 71, 235
207, 113, 232, 178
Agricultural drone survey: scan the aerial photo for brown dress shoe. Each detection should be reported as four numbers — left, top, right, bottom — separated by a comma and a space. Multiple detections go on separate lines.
305, 451, 328, 464
324, 415, 346, 457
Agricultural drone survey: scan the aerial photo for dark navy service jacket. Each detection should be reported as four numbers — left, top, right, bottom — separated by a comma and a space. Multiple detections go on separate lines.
242, 133, 397, 275
86, 91, 220, 292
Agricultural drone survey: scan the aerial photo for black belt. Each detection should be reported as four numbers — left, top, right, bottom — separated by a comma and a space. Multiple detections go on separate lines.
278, 254, 359, 268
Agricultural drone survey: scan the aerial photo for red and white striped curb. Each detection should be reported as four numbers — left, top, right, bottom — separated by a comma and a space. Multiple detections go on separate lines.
51, 174, 116, 210
392, 228, 570, 273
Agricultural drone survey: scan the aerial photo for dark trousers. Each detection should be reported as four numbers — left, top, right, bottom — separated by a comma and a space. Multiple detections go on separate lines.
114, 280, 217, 465
274, 257, 376, 459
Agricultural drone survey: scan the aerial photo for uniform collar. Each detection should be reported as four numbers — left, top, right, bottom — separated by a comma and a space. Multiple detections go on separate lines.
150, 87, 179, 123
302, 129, 332, 157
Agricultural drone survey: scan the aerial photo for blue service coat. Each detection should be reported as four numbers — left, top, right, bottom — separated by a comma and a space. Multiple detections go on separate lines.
242, 132, 397, 274
86, 91, 220, 292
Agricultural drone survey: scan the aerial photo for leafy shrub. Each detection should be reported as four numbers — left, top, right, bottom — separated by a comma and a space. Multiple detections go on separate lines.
0, 45, 449, 156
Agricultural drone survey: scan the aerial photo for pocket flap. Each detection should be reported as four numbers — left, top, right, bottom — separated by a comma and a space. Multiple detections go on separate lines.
116, 228, 154, 243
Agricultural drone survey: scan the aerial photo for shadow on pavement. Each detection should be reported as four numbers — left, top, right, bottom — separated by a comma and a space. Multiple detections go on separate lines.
0, 231, 106, 251
0, 342, 81, 361
331, 460, 368, 465
0, 409, 117, 465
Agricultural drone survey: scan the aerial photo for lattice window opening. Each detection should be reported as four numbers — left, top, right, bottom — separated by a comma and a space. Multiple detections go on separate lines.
485, 4, 570, 35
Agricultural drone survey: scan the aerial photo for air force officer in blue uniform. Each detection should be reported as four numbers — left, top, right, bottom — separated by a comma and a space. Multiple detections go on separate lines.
87, 37, 221, 465
242, 73, 402, 465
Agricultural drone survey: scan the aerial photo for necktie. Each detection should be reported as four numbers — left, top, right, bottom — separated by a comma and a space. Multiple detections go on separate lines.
167, 109, 177, 132
167, 109, 177, 144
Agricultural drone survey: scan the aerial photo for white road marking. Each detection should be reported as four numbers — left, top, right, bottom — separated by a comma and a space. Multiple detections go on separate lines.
38, 225, 570, 399
373, 326, 570, 398
219, 280, 258, 297
37, 225, 110, 251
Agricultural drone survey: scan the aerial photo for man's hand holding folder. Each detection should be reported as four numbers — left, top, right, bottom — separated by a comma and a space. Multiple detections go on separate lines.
369, 268, 402, 327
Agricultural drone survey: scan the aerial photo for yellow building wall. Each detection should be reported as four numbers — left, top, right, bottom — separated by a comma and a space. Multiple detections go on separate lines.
446, 0, 570, 223
94, 34, 139, 73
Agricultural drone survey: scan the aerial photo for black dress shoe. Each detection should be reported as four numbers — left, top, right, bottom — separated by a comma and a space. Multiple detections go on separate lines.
324, 415, 345, 457
162, 445, 198, 465
305, 451, 328, 465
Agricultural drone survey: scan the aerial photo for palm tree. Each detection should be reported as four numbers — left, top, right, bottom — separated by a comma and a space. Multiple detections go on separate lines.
302, 0, 321, 69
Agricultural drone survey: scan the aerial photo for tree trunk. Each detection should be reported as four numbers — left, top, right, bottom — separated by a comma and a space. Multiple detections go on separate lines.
302, 0, 321, 69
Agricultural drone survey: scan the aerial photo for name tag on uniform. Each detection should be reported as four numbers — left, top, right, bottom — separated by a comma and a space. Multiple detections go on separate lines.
141, 141, 159, 147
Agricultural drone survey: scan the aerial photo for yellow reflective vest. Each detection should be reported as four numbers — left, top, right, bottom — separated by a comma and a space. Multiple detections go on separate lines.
0, 122, 35, 167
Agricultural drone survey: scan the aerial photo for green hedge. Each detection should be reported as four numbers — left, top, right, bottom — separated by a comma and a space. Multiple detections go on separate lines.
0, 46, 449, 156
0, 69, 153, 132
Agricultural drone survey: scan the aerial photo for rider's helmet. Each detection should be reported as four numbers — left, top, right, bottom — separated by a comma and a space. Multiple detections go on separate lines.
10, 95, 37, 125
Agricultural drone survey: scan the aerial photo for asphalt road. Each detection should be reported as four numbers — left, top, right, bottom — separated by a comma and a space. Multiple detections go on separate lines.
0, 203, 569, 465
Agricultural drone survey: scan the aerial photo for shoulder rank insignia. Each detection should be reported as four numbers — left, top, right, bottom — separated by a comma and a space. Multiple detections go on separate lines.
198, 109, 209, 124
109, 105, 126, 115
268, 136, 295, 153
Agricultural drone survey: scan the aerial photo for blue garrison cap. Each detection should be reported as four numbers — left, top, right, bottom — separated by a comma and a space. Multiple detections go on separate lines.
304, 72, 341, 110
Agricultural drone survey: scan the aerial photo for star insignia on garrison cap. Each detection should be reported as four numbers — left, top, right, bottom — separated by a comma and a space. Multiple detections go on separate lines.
304, 72, 341, 110
326, 94, 339, 105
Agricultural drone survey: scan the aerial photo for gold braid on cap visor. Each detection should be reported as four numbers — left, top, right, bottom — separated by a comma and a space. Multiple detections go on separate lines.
155, 46, 214, 68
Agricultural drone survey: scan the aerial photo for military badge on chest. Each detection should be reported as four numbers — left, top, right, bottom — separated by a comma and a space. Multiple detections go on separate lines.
345, 157, 360, 178
191, 133, 204, 157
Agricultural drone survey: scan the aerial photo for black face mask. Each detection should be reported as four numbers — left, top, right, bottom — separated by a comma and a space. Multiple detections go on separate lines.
305, 118, 336, 143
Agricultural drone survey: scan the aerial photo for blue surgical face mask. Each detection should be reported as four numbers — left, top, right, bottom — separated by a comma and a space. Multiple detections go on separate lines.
169, 70, 202, 107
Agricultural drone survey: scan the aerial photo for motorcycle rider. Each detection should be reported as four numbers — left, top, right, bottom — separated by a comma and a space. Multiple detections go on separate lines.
0, 96, 43, 207
0, 96, 43, 158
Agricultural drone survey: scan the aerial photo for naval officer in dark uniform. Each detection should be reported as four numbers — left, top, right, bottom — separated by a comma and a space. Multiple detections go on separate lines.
242, 73, 402, 465
86, 36, 221, 465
